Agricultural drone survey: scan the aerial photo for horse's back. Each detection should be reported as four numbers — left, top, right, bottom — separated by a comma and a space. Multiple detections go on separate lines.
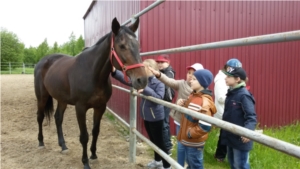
34, 54, 75, 101
34, 54, 72, 76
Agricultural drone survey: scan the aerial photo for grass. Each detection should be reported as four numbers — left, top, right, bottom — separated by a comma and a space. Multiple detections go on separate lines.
105, 111, 300, 168
1, 67, 35, 74
168, 122, 300, 169
104, 111, 130, 136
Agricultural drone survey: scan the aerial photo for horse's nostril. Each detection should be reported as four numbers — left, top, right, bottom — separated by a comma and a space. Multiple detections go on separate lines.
137, 78, 141, 84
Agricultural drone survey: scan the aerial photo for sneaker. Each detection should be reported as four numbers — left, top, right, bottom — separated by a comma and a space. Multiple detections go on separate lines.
214, 154, 225, 162
147, 160, 162, 168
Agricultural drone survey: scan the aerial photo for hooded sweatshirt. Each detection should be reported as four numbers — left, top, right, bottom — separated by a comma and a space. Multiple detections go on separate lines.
177, 90, 217, 147
160, 65, 176, 102
214, 70, 228, 120
112, 70, 165, 122
158, 73, 193, 125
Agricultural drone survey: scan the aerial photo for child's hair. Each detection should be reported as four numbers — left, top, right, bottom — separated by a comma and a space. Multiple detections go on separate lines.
222, 64, 229, 72
236, 77, 249, 83
143, 59, 159, 71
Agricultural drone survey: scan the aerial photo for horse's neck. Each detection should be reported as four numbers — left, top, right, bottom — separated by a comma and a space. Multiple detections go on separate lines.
79, 35, 112, 83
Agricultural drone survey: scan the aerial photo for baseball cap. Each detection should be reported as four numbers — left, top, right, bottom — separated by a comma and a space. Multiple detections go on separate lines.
225, 67, 247, 80
186, 63, 204, 71
155, 54, 170, 62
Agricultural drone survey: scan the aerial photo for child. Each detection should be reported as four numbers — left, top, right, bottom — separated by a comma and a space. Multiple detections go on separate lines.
155, 54, 176, 154
176, 69, 217, 169
214, 58, 242, 162
148, 63, 204, 167
221, 67, 257, 169
111, 59, 171, 169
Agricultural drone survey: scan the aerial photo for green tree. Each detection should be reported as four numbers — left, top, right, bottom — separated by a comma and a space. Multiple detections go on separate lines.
23, 46, 36, 64
0, 28, 25, 69
35, 38, 49, 62
68, 32, 76, 56
59, 42, 70, 55
48, 42, 60, 54
75, 35, 85, 55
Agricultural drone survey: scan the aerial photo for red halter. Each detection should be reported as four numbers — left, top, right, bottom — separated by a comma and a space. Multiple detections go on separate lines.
110, 34, 144, 82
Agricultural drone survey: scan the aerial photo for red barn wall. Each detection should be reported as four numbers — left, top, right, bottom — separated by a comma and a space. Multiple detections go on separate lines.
84, 1, 300, 135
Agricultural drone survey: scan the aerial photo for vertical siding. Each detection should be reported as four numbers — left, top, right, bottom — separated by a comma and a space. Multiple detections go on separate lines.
84, 1, 300, 136
139, 1, 300, 128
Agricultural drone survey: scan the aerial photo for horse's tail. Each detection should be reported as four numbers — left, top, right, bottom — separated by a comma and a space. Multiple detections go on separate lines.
44, 95, 54, 123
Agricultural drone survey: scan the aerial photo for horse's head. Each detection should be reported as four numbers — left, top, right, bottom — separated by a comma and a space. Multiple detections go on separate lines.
110, 17, 148, 90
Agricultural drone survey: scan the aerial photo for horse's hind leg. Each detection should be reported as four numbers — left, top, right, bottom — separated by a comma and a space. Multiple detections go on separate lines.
37, 102, 46, 148
54, 102, 68, 153
37, 95, 54, 148
90, 105, 106, 160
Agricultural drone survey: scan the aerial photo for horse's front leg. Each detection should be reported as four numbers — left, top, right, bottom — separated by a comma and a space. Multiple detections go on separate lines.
75, 104, 90, 169
90, 105, 106, 160
54, 102, 68, 153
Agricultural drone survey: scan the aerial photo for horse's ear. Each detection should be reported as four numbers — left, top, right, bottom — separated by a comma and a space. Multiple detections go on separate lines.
112, 17, 120, 35
128, 17, 139, 33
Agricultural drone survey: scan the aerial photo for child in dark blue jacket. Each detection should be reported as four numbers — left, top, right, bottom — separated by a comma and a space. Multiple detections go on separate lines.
111, 59, 171, 169
221, 67, 257, 169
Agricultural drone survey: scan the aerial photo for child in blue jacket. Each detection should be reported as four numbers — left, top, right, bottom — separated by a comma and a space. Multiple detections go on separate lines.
221, 67, 257, 169
111, 59, 171, 169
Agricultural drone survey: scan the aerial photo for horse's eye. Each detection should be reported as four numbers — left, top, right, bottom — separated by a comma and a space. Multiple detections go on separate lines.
120, 45, 126, 50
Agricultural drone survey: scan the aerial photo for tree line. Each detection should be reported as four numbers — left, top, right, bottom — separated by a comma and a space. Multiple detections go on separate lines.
1, 27, 85, 69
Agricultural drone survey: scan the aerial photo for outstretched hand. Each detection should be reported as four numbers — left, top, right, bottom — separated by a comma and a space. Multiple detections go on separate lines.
147, 66, 160, 77
176, 99, 186, 106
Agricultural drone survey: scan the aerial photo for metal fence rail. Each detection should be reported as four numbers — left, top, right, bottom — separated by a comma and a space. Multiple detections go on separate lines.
140, 30, 300, 56
110, 85, 300, 161
121, 0, 165, 26
0, 62, 35, 74
106, 0, 300, 168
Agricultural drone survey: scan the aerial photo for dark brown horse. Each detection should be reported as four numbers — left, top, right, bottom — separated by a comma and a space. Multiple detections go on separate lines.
34, 18, 147, 169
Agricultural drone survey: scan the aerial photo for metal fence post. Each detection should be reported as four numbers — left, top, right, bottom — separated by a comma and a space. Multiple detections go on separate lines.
129, 88, 137, 163
23, 63, 25, 74
9, 62, 11, 74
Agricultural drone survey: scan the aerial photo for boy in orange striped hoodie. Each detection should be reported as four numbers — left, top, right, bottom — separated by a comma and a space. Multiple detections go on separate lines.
177, 69, 217, 169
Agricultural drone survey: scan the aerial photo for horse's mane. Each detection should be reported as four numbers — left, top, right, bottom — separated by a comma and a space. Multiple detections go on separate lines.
81, 26, 137, 54
94, 26, 136, 46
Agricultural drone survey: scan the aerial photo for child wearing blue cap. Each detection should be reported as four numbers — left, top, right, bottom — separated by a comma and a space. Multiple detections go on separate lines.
176, 69, 217, 169
221, 67, 257, 169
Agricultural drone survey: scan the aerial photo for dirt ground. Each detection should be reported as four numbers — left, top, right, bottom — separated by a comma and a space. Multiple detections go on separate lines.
1, 75, 152, 169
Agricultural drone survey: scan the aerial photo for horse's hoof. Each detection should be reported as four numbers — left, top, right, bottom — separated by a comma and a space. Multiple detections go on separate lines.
89, 158, 98, 164
61, 149, 69, 154
38, 146, 45, 149
83, 164, 91, 169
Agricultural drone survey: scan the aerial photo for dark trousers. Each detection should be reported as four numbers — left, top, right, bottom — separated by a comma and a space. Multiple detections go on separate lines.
163, 106, 172, 150
144, 120, 171, 168
215, 129, 227, 159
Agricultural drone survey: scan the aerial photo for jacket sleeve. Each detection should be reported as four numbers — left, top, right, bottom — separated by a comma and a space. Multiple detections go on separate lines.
158, 73, 180, 91
164, 70, 176, 101
241, 95, 257, 130
111, 70, 132, 87
142, 82, 165, 99
188, 99, 215, 138
214, 78, 228, 104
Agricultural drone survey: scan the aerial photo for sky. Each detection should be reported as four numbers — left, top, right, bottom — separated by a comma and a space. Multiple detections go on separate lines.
0, 0, 92, 48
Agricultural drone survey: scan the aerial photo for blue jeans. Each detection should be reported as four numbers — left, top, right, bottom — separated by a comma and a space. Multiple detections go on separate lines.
163, 106, 172, 149
184, 145, 204, 169
176, 124, 185, 167
227, 146, 250, 169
